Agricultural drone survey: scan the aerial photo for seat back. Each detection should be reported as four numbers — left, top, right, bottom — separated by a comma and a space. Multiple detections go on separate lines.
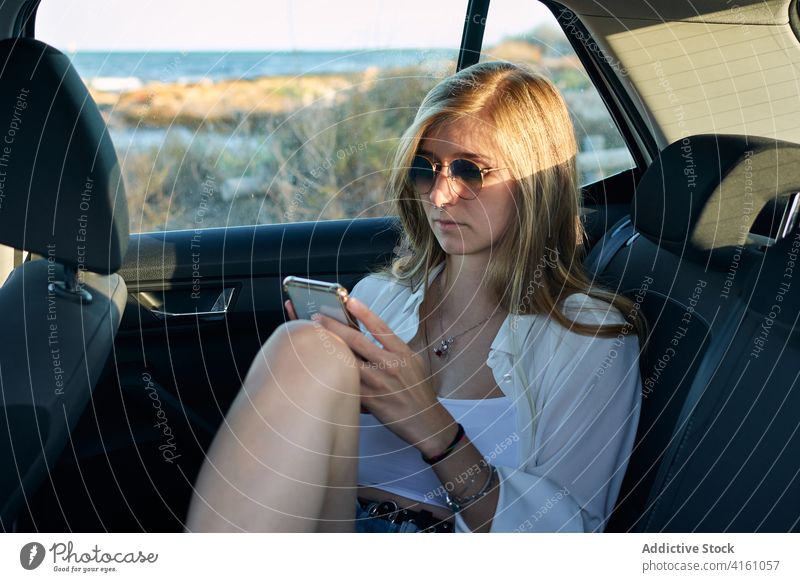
642, 223, 800, 532
591, 219, 747, 531
0, 38, 129, 529
591, 134, 800, 531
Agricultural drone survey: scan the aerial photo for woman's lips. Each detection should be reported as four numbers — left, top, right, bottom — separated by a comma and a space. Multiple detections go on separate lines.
435, 219, 463, 230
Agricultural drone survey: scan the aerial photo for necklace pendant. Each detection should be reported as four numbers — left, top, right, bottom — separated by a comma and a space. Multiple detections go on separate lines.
433, 337, 454, 358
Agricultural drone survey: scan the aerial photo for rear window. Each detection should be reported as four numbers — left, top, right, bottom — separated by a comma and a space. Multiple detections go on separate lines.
480, 1, 636, 185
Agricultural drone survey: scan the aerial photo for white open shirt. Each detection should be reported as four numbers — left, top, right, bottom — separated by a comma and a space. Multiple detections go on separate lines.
349, 261, 642, 533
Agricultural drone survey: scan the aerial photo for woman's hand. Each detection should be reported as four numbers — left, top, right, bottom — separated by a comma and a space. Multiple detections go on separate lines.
313, 297, 458, 456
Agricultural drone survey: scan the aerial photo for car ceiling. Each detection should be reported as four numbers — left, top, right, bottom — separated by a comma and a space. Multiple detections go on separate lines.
558, 0, 800, 147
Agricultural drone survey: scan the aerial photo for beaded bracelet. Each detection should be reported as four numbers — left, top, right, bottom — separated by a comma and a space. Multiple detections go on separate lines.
445, 462, 497, 513
421, 423, 465, 465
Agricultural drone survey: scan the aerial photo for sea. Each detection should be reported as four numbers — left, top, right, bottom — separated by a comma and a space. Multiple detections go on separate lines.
67, 49, 456, 91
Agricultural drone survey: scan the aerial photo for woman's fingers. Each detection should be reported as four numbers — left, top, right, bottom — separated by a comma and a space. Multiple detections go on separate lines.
315, 313, 390, 364
345, 297, 408, 354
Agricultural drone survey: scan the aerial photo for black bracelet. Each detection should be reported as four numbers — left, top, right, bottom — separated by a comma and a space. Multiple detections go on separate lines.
421, 423, 465, 465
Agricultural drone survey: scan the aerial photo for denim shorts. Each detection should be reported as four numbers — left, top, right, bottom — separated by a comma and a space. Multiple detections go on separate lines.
353, 501, 421, 533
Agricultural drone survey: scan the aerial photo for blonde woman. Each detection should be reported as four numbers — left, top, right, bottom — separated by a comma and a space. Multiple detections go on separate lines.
186, 61, 647, 533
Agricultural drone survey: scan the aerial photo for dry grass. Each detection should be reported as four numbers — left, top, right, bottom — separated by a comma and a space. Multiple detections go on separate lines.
113, 68, 440, 232
95, 55, 628, 233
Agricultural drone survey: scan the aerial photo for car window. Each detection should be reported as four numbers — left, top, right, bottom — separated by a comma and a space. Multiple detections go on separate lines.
35, 0, 464, 233
480, 1, 636, 186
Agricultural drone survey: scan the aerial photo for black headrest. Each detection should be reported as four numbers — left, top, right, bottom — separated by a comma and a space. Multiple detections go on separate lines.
632, 134, 800, 268
0, 38, 128, 275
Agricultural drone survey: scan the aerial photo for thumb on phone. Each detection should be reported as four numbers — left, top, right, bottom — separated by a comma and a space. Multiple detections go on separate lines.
284, 299, 298, 320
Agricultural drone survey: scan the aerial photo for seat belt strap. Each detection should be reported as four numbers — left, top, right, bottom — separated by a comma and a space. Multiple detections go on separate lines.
584, 216, 634, 277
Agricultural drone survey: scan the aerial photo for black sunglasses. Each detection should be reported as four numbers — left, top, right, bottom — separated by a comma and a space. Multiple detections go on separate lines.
408, 154, 506, 200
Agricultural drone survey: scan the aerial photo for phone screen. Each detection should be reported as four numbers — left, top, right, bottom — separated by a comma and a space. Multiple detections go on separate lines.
283, 277, 359, 328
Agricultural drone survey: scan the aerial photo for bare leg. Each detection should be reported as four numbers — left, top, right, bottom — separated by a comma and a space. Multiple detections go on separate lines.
185, 320, 361, 532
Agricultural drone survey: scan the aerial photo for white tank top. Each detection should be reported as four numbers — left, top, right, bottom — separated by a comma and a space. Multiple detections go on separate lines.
357, 396, 520, 508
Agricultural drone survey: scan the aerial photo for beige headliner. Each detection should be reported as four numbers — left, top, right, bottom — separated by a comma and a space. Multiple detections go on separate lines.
558, 0, 800, 149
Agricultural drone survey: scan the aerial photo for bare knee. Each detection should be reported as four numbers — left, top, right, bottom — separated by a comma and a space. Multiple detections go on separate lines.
248, 320, 360, 397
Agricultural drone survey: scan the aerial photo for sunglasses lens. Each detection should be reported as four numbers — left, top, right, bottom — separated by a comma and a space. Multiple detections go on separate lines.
449, 159, 482, 199
409, 155, 435, 194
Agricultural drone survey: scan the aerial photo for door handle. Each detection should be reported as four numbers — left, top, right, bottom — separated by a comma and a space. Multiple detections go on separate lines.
150, 287, 236, 321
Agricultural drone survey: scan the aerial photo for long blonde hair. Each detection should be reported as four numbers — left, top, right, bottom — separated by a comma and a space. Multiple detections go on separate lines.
377, 61, 648, 347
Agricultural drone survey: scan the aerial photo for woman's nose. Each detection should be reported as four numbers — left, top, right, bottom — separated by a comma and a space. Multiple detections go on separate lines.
428, 170, 458, 208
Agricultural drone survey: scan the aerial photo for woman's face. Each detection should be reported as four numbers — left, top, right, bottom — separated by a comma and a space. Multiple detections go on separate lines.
415, 117, 517, 258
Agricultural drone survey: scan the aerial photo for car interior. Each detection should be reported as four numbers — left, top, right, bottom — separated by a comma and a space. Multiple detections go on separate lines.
0, 0, 798, 533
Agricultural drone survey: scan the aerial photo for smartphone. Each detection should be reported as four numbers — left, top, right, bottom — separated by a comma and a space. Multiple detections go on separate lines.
282, 276, 360, 329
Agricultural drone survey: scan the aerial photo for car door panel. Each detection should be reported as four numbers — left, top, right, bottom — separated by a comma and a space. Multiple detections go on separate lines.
16, 217, 399, 531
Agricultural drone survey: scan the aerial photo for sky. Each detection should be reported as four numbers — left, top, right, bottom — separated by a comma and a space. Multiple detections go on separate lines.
36, 0, 553, 52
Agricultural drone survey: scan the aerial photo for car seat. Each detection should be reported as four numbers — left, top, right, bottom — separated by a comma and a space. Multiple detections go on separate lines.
0, 38, 129, 530
586, 134, 799, 531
